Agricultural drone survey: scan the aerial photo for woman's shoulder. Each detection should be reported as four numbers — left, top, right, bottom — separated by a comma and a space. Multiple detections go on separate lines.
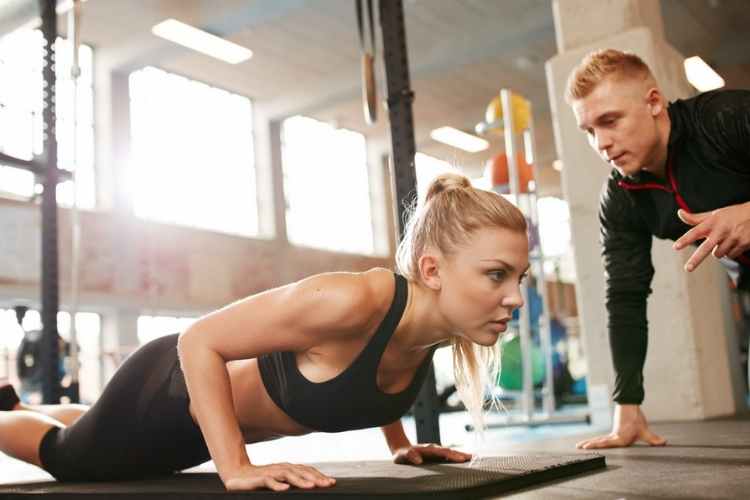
291, 267, 397, 337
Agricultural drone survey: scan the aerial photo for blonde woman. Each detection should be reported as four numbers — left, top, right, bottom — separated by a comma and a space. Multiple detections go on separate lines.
0, 173, 529, 491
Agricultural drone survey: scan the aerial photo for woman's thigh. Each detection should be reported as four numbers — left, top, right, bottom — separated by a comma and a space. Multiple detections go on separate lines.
39, 334, 209, 481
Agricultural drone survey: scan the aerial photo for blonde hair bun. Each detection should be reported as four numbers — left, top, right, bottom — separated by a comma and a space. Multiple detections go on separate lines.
424, 172, 472, 203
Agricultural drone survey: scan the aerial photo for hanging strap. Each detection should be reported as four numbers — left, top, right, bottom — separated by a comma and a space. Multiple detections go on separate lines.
356, 0, 377, 125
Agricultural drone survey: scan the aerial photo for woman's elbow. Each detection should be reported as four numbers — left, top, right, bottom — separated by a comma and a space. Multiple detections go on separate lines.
177, 325, 206, 361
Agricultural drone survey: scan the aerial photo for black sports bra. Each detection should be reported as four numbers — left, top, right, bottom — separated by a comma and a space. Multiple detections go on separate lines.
257, 273, 436, 433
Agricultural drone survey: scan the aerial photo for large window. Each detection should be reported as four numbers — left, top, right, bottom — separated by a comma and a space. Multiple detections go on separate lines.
0, 29, 95, 208
536, 196, 576, 282
129, 67, 257, 236
281, 116, 374, 254
137, 315, 197, 346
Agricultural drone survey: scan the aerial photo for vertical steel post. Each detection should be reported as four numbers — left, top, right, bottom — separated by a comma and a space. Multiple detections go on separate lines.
379, 0, 440, 444
39, 0, 62, 404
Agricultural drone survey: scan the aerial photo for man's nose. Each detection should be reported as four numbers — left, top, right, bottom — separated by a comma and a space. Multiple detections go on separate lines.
595, 130, 613, 155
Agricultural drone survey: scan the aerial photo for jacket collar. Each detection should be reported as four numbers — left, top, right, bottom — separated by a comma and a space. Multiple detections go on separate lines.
667, 99, 686, 148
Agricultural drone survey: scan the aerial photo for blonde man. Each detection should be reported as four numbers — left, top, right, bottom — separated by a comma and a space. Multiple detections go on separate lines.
566, 49, 750, 449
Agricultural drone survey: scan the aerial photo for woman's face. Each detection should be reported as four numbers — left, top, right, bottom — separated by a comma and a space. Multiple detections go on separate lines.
435, 226, 529, 346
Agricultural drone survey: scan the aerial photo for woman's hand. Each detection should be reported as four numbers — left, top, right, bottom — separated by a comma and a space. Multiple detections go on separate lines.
222, 463, 336, 491
392, 444, 472, 465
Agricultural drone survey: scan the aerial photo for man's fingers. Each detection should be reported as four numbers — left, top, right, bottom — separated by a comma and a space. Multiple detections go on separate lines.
575, 436, 605, 449
582, 435, 629, 449
674, 223, 709, 250
641, 430, 667, 446
576, 435, 611, 449
685, 237, 716, 272
677, 209, 709, 226
576, 432, 635, 450
713, 237, 737, 259
575, 438, 591, 449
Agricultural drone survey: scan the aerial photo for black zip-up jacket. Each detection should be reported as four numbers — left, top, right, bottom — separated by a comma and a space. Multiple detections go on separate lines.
599, 89, 750, 404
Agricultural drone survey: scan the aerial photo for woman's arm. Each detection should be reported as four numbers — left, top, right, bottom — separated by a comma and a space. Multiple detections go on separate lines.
178, 271, 379, 489
381, 420, 412, 454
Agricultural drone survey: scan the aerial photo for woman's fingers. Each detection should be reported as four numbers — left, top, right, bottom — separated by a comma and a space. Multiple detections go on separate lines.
263, 476, 291, 491
407, 448, 423, 464
421, 446, 471, 462
395, 445, 473, 465
446, 450, 472, 462
225, 463, 336, 492
281, 470, 316, 489
299, 465, 336, 486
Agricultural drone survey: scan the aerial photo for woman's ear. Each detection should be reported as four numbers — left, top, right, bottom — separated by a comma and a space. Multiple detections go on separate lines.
418, 253, 441, 290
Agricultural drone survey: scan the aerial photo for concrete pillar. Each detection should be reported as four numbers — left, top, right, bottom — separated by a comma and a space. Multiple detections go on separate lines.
94, 70, 133, 214
252, 109, 278, 240
367, 141, 396, 258
546, 0, 741, 421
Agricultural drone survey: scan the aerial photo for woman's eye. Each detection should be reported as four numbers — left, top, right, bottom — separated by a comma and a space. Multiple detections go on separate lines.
489, 270, 507, 281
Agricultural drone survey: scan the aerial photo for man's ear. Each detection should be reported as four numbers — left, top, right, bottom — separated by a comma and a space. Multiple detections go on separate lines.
645, 87, 664, 116
418, 253, 441, 291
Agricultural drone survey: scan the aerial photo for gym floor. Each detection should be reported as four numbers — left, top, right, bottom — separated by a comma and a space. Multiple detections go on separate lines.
2, 409, 747, 499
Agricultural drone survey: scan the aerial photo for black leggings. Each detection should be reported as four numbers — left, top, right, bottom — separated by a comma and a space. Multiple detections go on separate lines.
38, 334, 211, 481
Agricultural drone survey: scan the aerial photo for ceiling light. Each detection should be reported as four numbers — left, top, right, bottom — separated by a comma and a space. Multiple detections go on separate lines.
683, 56, 724, 92
429, 127, 489, 153
152, 19, 253, 65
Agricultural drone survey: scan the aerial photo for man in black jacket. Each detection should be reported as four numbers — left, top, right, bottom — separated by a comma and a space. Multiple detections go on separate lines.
565, 48, 750, 449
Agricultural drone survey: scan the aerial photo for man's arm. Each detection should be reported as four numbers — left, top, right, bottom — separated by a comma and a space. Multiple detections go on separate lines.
577, 176, 666, 449
599, 176, 654, 405
673, 90, 750, 271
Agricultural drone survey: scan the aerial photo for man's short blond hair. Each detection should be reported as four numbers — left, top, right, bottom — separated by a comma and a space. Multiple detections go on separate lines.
565, 49, 655, 103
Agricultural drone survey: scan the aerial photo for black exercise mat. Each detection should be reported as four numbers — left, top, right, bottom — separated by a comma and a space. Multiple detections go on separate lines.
0, 453, 605, 499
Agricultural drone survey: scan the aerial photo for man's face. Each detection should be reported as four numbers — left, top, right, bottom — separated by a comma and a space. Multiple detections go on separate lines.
572, 77, 662, 177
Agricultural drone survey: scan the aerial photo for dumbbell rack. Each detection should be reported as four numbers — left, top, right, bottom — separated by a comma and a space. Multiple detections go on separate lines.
474, 89, 589, 429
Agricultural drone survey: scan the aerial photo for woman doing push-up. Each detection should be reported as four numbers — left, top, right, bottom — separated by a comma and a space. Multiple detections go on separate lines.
0, 173, 529, 491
